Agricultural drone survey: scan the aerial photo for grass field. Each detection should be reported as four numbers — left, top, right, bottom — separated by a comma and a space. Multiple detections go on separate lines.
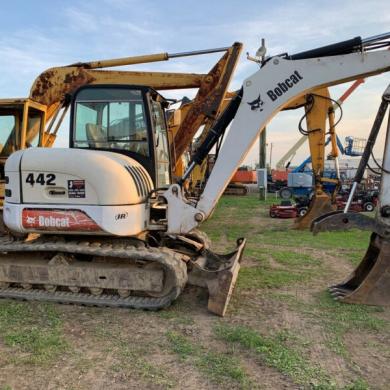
0, 195, 389, 389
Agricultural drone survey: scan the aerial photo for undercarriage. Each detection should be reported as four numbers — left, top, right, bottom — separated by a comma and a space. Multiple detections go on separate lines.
0, 231, 245, 316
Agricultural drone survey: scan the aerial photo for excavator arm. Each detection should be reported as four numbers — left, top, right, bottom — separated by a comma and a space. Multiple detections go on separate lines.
0, 43, 241, 210
292, 87, 340, 228
163, 33, 390, 234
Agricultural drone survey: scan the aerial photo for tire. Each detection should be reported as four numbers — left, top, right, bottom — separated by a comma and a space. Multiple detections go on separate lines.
364, 202, 375, 212
298, 207, 308, 217
279, 187, 293, 200
270, 211, 277, 218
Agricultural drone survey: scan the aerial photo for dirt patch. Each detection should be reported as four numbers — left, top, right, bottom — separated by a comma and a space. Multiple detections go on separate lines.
344, 331, 390, 390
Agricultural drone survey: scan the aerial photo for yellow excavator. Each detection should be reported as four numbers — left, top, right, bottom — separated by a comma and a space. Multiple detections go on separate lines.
293, 80, 365, 229
0, 43, 242, 205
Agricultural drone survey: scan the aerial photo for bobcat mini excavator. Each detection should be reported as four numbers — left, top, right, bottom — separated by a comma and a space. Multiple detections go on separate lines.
1, 33, 390, 315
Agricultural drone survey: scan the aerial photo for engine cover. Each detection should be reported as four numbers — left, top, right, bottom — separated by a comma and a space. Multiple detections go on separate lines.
3, 148, 154, 236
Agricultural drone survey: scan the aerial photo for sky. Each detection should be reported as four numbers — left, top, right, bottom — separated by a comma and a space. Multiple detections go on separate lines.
0, 0, 389, 168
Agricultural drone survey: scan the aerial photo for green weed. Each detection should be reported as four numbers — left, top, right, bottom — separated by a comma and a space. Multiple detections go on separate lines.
215, 324, 333, 388
237, 265, 315, 289
0, 301, 67, 365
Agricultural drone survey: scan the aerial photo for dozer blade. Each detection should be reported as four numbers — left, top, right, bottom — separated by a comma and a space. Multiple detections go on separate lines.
294, 193, 336, 230
329, 233, 390, 306
188, 238, 246, 316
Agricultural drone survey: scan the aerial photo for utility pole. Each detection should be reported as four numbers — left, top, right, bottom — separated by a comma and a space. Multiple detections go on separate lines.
258, 38, 267, 200
259, 130, 267, 199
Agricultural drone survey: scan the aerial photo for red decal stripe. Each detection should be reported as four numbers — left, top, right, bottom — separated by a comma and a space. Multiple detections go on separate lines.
22, 209, 101, 232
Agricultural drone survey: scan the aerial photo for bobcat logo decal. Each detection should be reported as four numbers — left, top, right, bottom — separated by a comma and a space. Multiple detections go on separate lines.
247, 94, 264, 111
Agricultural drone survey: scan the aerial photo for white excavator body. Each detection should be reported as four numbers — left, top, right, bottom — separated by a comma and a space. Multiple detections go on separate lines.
4, 148, 152, 236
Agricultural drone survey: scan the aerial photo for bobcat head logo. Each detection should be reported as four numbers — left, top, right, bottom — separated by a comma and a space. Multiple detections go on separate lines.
247, 94, 264, 111
26, 216, 36, 225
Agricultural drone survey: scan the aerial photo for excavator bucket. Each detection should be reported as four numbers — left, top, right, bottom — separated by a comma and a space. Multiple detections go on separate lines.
311, 212, 390, 306
294, 193, 336, 229
188, 238, 246, 316
329, 232, 390, 306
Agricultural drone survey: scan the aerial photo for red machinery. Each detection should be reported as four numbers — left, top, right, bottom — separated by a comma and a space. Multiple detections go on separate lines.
269, 201, 298, 218
336, 190, 378, 212
231, 169, 257, 183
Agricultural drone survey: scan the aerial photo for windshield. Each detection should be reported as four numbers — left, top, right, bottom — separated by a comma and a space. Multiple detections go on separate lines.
73, 88, 149, 156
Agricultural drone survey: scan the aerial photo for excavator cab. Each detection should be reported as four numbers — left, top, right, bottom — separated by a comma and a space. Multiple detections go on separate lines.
0, 99, 47, 205
69, 85, 171, 188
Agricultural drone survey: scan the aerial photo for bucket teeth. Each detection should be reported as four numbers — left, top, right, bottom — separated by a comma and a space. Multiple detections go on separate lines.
329, 288, 347, 298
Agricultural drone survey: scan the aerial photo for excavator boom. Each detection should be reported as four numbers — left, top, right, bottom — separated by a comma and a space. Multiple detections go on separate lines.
164, 34, 390, 233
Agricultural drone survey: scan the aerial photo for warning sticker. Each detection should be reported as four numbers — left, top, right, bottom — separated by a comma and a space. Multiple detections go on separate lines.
68, 180, 86, 198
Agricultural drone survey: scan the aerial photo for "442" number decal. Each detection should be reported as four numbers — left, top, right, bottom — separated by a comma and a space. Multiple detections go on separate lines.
25, 173, 56, 186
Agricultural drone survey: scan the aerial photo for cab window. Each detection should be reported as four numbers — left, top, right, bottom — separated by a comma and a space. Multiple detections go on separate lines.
73, 88, 149, 157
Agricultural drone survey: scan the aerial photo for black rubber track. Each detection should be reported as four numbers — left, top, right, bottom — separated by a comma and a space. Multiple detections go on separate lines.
0, 236, 188, 310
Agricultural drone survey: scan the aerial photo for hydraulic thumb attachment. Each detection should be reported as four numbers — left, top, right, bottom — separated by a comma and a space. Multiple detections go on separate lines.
179, 88, 243, 185
310, 84, 390, 306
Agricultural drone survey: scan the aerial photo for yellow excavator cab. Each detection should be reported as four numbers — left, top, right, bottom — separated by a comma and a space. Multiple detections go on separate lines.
0, 99, 47, 205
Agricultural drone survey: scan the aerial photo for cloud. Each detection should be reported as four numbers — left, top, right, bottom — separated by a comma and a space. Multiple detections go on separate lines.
64, 6, 158, 37
0, 0, 389, 165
